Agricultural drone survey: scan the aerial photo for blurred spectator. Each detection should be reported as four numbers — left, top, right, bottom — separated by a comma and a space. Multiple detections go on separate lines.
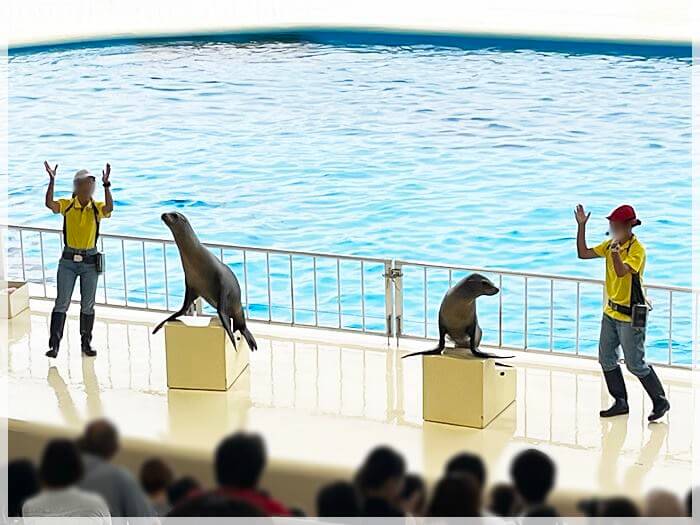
168, 476, 202, 508
22, 439, 111, 523
8, 459, 40, 517
600, 497, 641, 517
644, 489, 684, 517
167, 492, 265, 517
355, 446, 406, 517
487, 483, 521, 517
317, 481, 360, 517
510, 449, 556, 513
77, 419, 156, 517
445, 452, 486, 490
400, 473, 426, 516
139, 457, 174, 516
427, 474, 481, 517
214, 432, 290, 516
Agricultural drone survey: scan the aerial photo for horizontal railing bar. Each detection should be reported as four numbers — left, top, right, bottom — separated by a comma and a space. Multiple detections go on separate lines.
3, 224, 388, 264
5, 223, 694, 294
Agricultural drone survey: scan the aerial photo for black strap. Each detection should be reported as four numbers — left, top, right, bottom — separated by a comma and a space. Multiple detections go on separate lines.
62, 198, 100, 249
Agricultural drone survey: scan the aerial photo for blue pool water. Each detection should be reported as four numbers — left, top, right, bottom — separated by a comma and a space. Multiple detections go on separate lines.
7, 36, 693, 363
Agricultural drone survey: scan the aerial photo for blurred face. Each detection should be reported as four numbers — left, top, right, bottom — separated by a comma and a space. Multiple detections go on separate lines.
74, 177, 95, 199
608, 220, 632, 241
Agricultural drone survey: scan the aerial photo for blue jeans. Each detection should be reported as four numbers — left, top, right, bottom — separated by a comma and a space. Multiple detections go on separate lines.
598, 313, 651, 378
52, 249, 99, 315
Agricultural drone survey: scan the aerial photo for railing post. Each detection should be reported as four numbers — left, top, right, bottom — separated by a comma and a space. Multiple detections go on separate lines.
383, 260, 395, 341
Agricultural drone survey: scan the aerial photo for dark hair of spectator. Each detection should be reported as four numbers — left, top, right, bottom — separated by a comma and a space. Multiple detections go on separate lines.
445, 452, 486, 489
355, 446, 406, 493
77, 419, 119, 460
39, 439, 84, 488
523, 504, 560, 517
510, 449, 556, 505
168, 476, 202, 507
166, 492, 265, 517
427, 474, 481, 517
215, 432, 266, 489
139, 457, 174, 495
488, 483, 520, 517
600, 497, 641, 517
317, 481, 360, 517
8, 459, 40, 517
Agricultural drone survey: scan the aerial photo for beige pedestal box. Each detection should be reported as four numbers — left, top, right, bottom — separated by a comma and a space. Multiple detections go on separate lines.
423, 352, 516, 428
1, 281, 30, 319
164, 316, 250, 391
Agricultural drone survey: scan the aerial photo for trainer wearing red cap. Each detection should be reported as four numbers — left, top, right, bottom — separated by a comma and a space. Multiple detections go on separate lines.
575, 204, 669, 422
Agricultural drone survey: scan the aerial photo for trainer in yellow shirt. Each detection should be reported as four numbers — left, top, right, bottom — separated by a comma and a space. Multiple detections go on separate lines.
575, 204, 668, 422
44, 161, 114, 359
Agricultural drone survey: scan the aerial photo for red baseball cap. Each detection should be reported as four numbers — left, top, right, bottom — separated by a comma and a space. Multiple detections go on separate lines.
607, 204, 641, 226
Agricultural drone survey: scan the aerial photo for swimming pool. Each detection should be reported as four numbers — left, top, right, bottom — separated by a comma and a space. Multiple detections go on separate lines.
7, 34, 693, 362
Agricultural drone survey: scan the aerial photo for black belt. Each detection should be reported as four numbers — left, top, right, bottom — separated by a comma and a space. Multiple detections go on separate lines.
608, 300, 632, 316
62, 251, 98, 264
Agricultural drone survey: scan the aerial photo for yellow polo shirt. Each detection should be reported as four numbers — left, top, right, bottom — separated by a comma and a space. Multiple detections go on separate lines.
592, 236, 646, 322
57, 198, 111, 249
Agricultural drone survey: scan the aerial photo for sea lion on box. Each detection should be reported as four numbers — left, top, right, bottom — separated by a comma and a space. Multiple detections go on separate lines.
402, 273, 511, 359
152, 212, 257, 352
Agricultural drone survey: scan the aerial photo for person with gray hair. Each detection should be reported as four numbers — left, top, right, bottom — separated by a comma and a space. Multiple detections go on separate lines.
44, 161, 113, 358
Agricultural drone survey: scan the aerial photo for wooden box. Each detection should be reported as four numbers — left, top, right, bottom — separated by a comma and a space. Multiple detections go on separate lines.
423, 352, 516, 428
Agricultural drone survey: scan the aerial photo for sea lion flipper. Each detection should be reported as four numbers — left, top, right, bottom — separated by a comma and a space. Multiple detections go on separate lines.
241, 327, 257, 352
470, 348, 515, 359
401, 348, 443, 359
153, 286, 196, 334
217, 309, 238, 350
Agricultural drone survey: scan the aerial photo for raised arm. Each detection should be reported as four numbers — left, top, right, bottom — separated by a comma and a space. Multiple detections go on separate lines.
44, 161, 61, 213
101, 163, 113, 214
575, 204, 598, 259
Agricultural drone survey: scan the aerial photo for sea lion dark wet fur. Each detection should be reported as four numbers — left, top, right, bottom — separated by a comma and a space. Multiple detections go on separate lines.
402, 273, 511, 359
152, 212, 257, 352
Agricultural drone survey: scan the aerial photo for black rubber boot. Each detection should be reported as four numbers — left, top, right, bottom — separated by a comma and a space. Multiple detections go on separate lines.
80, 313, 97, 357
46, 312, 67, 358
600, 366, 629, 418
639, 366, 670, 422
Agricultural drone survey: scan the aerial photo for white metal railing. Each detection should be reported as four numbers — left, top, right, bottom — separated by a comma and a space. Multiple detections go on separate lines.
4, 223, 696, 367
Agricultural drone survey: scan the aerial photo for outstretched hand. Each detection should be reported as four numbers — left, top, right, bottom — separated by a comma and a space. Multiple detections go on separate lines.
102, 163, 111, 185
574, 204, 591, 225
44, 161, 58, 180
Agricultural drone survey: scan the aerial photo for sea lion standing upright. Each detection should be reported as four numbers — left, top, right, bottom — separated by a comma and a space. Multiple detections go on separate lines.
152, 212, 257, 352
402, 273, 510, 359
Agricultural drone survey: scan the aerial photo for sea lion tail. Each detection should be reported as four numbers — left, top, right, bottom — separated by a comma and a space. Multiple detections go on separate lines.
401, 347, 443, 359
470, 348, 515, 359
241, 327, 258, 352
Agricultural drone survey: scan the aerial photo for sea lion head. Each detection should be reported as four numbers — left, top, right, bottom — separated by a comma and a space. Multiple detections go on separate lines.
465, 273, 499, 296
161, 212, 196, 243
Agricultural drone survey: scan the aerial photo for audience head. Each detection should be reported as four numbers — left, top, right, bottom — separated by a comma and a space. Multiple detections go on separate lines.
8, 459, 40, 517
215, 432, 266, 490
644, 489, 684, 517
427, 474, 481, 517
598, 497, 641, 517
510, 449, 556, 506
167, 492, 265, 517
400, 473, 426, 516
168, 476, 201, 507
77, 419, 119, 460
355, 446, 406, 502
316, 481, 360, 517
488, 483, 520, 517
140, 457, 174, 496
39, 439, 85, 489
445, 452, 486, 490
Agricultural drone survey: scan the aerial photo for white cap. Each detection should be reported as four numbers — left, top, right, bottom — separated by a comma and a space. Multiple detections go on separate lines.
73, 169, 95, 183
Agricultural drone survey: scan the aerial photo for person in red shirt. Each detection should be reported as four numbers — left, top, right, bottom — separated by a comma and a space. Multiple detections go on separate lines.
213, 432, 291, 516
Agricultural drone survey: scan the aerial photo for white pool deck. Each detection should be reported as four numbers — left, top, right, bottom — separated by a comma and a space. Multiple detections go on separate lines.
7, 0, 693, 50
3, 299, 695, 515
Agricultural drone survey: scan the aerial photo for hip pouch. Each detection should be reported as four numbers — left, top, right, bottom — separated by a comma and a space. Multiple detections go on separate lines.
630, 273, 650, 328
